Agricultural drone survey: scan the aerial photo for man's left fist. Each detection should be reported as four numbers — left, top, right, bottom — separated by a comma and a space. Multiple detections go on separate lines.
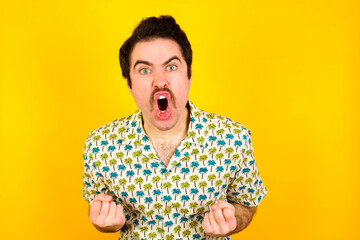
203, 201, 237, 237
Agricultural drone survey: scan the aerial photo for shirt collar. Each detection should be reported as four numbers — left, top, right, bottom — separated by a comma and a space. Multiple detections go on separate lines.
121, 109, 149, 146
184, 100, 204, 145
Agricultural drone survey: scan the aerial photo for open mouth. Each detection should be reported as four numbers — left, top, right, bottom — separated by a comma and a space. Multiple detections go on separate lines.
151, 89, 175, 120
157, 96, 168, 112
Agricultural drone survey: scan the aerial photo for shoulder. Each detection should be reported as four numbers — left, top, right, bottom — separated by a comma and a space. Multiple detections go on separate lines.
194, 107, 252, 138
84, 111, 138, 146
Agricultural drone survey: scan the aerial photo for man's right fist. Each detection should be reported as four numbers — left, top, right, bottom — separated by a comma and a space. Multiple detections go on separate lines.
89, 193, 125, 232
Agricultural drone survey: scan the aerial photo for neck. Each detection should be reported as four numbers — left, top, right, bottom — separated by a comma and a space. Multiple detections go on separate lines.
143, 107, 190, 143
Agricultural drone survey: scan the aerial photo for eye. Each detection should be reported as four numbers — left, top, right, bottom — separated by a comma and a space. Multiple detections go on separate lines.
166, 65, 177, 71
140, 68, 150, 74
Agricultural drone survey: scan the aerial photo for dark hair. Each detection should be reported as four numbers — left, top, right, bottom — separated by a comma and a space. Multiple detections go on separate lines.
119, 15, 192, 88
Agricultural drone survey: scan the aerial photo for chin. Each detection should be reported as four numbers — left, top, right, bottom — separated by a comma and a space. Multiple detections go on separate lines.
153, 120, 176, 131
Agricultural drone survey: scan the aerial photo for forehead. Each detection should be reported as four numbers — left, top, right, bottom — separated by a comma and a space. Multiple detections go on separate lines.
130, 38, 183, 66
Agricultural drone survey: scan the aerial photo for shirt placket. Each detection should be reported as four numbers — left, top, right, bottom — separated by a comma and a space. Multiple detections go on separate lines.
163, 140, 197, 239
157, 161, 172, 239
139, 133, 167, 239
156, 145, 181, 240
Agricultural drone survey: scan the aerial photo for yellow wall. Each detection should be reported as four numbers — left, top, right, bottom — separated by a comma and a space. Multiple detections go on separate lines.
1, 1, 359, 239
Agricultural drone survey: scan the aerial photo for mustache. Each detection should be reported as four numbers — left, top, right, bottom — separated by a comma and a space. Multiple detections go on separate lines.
150, 88, 177, 111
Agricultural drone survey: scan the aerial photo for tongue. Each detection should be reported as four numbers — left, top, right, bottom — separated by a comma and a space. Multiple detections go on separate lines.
157, 98, 168, 111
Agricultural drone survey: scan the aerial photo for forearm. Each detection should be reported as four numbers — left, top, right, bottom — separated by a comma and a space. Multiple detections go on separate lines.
230, 203, 257, 234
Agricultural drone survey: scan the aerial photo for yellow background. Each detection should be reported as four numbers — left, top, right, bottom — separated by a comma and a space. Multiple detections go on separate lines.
1, 0, 359, 239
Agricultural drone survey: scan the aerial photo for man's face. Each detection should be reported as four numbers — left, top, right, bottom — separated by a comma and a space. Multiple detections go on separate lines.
128, 38, 191, 131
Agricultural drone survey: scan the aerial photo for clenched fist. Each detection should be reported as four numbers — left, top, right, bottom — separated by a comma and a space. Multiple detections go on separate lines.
203, 201, 237, 237
89, 193, 125, 233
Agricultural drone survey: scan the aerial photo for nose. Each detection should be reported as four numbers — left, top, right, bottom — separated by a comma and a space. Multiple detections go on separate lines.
152, 71, 168, 89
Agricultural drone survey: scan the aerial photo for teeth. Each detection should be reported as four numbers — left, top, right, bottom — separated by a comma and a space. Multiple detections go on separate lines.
157, 95, 168, 112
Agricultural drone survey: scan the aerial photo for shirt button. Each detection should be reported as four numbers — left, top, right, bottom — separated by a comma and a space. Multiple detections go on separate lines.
164, 172, 170, 177
165, 206, 172, 211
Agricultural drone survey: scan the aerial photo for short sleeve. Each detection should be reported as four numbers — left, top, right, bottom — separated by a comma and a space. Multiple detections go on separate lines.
82, 132, 108, 204
227, 129, 267, 207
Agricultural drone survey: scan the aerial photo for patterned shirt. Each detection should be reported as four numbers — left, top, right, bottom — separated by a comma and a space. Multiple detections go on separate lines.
83, 100, 267, 240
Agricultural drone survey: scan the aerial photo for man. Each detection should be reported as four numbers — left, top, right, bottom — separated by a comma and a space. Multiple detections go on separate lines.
83, 16, 267, 240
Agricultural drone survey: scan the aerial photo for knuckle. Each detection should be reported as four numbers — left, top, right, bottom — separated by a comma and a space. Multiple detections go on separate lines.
206, 227, 214, 234
114, 219, 123, 227
94, 194, 103, 200
116, 215, 123, 222
220, 228, 229, 235
117, 218, 125, 226
97, 220, 107, 228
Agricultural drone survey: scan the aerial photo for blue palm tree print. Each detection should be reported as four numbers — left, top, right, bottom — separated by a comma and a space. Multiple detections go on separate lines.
144, 144, 151, 151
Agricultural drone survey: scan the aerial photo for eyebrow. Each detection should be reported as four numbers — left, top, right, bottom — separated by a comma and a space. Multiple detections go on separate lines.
133, 60, 152, 69
163, 56, 181, 65
133, 56, 181, 70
